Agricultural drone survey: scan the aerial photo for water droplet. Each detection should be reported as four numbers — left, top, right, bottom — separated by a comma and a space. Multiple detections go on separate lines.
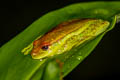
77, 56, 82, 60
93, 9, 109, 15
40, 59, 43, 61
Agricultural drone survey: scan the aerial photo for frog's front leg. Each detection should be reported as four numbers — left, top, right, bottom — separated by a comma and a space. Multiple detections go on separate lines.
21, 35, 42, 55
21, 42, 33, 55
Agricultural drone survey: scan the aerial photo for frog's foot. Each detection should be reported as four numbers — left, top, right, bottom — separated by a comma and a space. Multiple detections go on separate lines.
21, 43, 33, 55
21, 35, 43, 55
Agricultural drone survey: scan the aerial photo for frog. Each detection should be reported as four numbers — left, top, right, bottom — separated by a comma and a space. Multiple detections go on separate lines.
22, 18, 109, 59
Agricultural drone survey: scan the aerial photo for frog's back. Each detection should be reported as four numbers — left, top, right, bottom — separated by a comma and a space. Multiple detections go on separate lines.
38, 19, 93, 45
33, 18, 106, 51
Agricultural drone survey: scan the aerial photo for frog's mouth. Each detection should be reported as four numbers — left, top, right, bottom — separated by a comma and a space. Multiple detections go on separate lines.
31, 50, 51, 59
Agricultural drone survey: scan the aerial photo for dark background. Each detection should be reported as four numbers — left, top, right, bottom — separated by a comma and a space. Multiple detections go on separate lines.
0, 0, 120, 80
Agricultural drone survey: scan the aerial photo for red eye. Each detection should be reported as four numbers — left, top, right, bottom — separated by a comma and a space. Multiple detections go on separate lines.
41, 45, 49, 50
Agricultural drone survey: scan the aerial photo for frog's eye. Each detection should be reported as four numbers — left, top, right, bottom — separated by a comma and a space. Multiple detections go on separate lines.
41, 45, 49, 50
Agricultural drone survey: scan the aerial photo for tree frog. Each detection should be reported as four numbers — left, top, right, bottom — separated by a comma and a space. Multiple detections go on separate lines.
22, 19, 109, 59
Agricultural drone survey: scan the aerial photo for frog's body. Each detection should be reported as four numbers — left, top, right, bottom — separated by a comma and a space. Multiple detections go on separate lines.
22, 19, 109, 59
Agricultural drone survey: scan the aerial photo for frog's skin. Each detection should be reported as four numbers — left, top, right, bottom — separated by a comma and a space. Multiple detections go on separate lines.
22, 19, 109, 59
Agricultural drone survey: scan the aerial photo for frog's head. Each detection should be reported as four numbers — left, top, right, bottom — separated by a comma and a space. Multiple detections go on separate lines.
31, 40, 59, 59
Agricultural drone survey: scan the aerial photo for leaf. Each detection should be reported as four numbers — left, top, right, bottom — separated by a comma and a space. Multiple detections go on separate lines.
0, 1, 119, 80
42, 59, 61, 80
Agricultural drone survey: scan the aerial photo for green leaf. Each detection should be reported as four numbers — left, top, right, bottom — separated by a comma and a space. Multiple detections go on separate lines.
42, 59, 61, 80
0, 1, 119, 80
